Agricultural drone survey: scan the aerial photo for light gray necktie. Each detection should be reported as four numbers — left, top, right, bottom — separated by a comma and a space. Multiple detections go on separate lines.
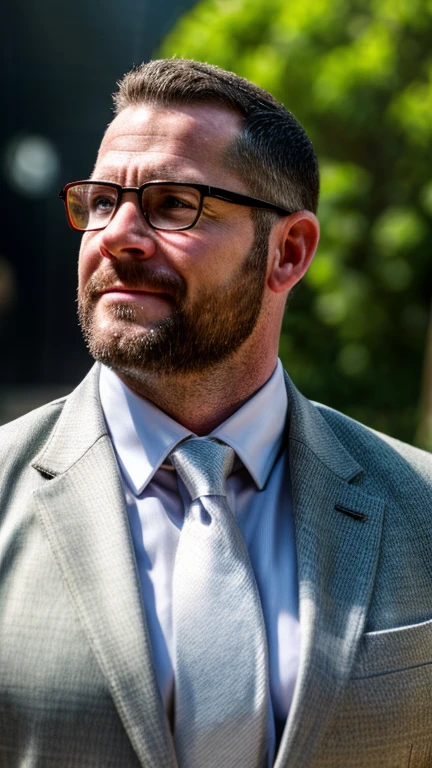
170, 437, 270, 768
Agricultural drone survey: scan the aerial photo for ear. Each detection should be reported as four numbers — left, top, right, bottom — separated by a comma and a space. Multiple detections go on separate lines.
267, 211, 320, 294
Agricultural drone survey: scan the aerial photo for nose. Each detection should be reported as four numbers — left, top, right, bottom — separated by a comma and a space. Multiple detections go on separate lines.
99, 195, 157, 261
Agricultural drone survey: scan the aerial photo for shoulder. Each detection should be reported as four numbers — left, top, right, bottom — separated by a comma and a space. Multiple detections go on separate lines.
313, 401, 432, 492
0, 365, 102, 474
284, 367, 432, 486
0, 396, 67, 471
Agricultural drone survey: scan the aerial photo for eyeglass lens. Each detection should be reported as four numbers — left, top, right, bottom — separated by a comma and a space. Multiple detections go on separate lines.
66, 183, 202, 231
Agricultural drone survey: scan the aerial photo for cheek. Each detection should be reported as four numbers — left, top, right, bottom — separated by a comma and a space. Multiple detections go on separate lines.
179, 251, 224, 298
78, 235, 100, 289
176, 228, 253, 287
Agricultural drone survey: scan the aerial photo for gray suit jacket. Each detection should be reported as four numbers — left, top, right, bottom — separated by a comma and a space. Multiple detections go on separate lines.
1, 363, 432, 767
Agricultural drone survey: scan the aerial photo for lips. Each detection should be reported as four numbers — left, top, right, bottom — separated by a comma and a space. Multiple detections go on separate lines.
99, 286, 174, 301
85, 264, 187, 306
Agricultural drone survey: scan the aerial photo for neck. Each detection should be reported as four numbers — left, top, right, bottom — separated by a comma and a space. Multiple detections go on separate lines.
115, 349, 278, 435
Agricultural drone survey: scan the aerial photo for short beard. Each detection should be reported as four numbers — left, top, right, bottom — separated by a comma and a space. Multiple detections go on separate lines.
78, 215, 272, 378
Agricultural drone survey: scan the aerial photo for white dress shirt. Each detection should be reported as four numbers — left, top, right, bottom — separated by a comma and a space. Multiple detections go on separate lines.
99, 361, 300, 726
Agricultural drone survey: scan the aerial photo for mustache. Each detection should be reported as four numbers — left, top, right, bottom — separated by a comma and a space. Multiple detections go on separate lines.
83, 261, 187, 303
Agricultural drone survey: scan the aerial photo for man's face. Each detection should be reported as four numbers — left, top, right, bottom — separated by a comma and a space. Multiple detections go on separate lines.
78, 103, 271, 378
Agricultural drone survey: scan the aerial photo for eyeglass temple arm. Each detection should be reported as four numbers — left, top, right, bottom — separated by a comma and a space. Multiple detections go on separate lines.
205, 186, 292, 216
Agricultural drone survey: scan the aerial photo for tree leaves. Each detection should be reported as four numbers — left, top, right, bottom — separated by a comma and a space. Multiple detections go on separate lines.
160, 0, 432, 444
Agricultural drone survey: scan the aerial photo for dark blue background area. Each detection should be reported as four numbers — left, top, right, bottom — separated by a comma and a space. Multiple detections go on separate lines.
1, 0, 194, 387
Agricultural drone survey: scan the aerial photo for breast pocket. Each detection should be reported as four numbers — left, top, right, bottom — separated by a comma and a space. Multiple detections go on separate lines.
319, 619, 432, 768
354, 616, 432, 679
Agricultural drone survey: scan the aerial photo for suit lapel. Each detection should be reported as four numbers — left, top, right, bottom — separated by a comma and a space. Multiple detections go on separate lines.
275, 376, 385, 767
32, 365, 177, 768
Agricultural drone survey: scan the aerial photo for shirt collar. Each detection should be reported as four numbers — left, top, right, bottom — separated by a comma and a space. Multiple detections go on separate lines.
208, 360, 287, 489
99, 360, 287, 495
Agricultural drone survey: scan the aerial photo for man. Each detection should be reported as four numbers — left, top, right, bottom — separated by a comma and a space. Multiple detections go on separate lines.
1, 58, 432, 768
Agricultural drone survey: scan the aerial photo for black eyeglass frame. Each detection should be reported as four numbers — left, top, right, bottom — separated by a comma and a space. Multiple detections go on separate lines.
59, 180, 294, 232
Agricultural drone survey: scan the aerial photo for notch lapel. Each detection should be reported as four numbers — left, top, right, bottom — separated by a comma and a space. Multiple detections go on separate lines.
32, 366, 176, 768
275, 376, 385, 767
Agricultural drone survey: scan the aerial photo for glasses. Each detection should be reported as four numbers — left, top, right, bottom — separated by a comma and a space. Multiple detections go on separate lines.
59, 180, 293, 232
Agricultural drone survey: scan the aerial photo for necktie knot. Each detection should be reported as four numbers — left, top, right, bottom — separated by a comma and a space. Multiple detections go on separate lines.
170, 438, 234, 501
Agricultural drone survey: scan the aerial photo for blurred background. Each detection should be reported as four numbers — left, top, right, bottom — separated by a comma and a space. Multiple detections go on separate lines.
1, 0, 432, 447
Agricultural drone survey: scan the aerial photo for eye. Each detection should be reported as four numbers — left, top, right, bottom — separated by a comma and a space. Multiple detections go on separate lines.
89, 194, 117, 214
158, 193, 197, 210
142, 184, 202, 228
145, 184, 200, 211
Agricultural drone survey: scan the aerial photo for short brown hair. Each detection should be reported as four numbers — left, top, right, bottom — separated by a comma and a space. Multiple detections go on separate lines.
114, 58, 319, 213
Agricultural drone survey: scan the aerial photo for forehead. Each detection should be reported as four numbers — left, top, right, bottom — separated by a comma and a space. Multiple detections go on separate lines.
93, 103, 244, 186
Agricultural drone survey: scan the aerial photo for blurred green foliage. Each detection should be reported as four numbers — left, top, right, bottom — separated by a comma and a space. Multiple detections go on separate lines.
160, 0, 432, 444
